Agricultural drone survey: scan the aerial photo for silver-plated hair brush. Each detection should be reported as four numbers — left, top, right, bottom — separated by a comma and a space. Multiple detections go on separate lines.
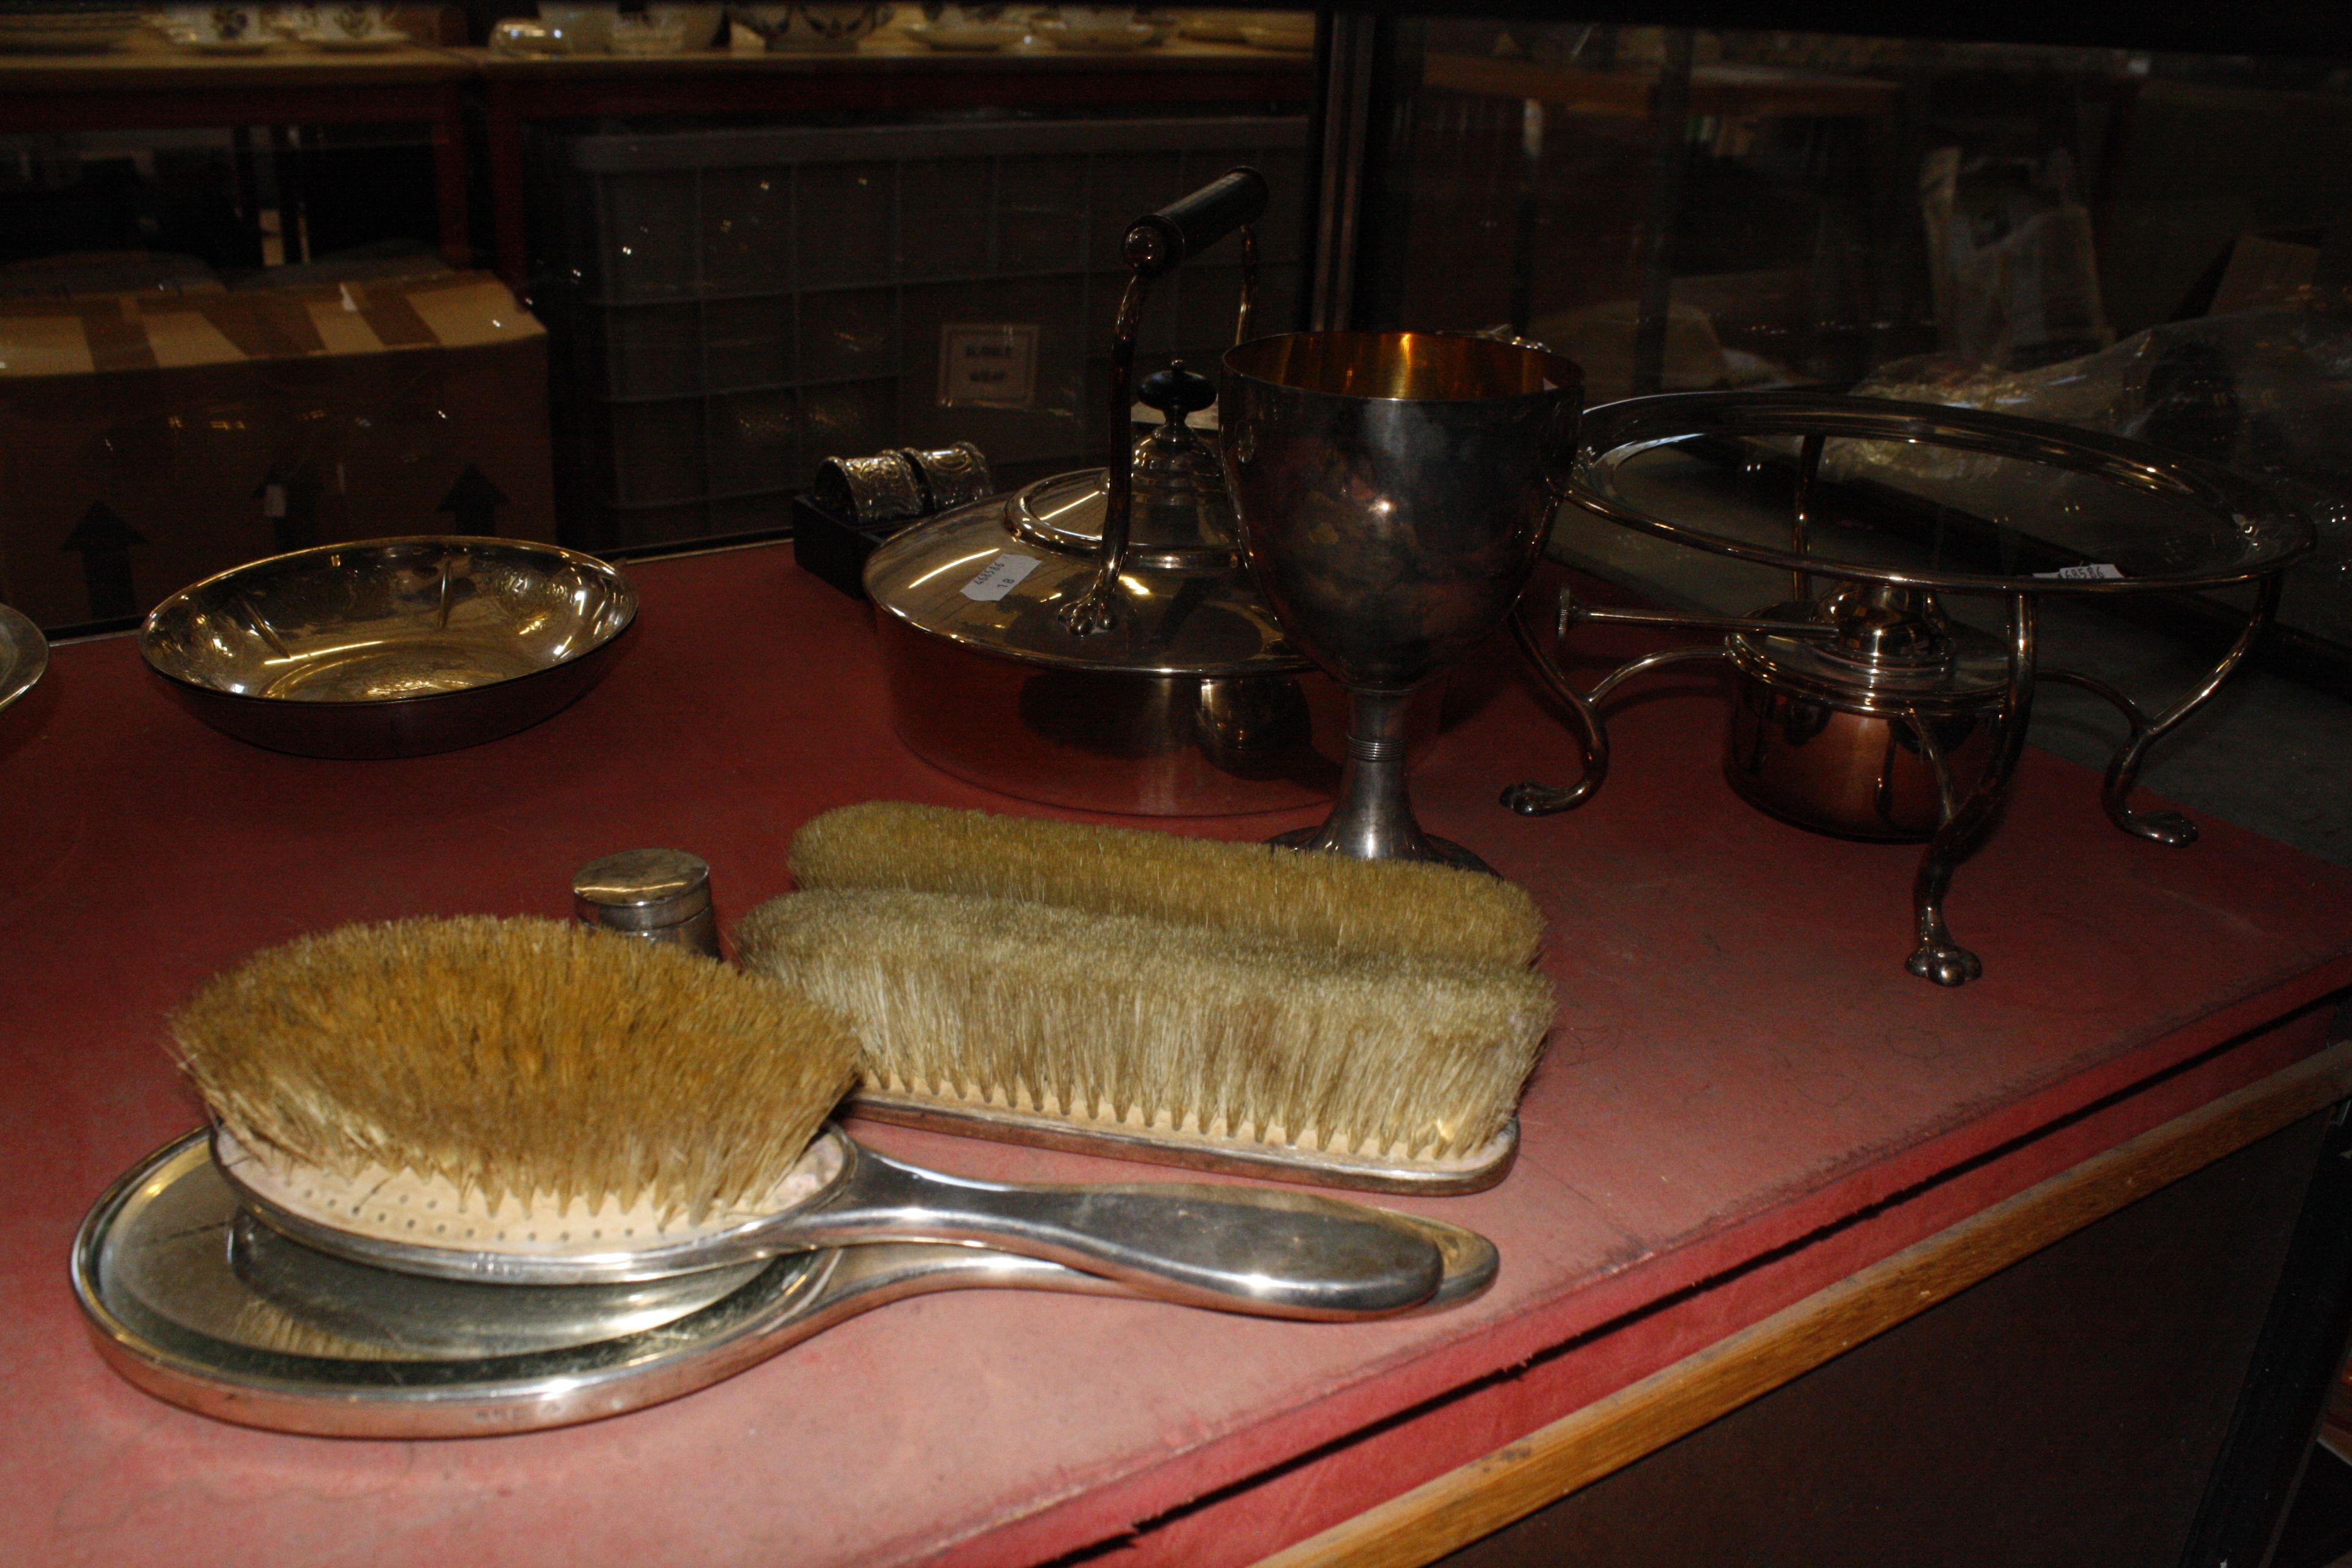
172, 916, 1452, 1319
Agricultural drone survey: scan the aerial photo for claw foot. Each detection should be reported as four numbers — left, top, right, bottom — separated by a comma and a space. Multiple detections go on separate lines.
1060, 585, 1118, 636
1906, 941, 1983, 987
1501, 782, 1574, 816
2118, 807, 2198, 848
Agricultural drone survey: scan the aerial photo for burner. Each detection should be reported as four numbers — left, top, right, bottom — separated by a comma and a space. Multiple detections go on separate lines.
1505, 392, 2313, 986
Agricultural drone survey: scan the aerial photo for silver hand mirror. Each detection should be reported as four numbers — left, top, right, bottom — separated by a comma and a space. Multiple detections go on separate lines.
75, 1130, 1499, 1437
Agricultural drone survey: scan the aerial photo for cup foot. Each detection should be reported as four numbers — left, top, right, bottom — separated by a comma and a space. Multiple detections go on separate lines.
1267, 825, 1496, 877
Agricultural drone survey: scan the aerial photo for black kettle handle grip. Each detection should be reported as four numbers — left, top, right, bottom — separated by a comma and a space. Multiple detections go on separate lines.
1123, 167, 1268, 277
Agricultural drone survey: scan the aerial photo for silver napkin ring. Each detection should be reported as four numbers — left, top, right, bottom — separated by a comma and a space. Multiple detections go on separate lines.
813, 442, 993, 524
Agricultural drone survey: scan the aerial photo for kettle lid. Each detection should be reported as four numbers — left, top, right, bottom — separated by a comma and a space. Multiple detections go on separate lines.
864, 480, 1308, 678
1008, 361, 1239, 571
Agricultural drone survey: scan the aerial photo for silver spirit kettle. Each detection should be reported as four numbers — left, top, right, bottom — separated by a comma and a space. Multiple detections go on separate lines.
862, 170, 1434, 816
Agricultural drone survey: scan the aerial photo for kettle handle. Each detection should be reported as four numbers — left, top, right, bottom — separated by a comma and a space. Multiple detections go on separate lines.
1062, 168, 1269, 638
1125, 168, 1267, 278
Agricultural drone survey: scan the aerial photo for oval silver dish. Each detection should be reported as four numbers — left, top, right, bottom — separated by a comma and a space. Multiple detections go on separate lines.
139, 536, 637, 759
0, 603, 49, 715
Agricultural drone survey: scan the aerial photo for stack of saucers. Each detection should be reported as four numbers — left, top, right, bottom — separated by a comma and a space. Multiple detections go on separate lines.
0, 8, 140, 51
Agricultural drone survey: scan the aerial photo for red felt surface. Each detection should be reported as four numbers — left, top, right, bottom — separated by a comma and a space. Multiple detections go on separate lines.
3, 546, 2348, 1568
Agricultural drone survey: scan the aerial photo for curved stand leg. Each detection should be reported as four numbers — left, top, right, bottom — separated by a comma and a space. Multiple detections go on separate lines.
1501, 593, 1730, 815
2039, 668, 2183, 846
1501, 600, 1610, 815
2047, 574, 2282, 848
1900, 705, 1961, 827
1060, 274, 1151, 636
1789, 430, 1824, 603
1907, 592, 2037, 987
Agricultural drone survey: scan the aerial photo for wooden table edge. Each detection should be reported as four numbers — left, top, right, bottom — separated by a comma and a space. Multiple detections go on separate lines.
1253, 1033, 2352, 1568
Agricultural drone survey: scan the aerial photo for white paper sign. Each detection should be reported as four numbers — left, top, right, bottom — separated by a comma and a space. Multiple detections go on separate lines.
961, 552, 1041, 602
938, 324, 1040, 408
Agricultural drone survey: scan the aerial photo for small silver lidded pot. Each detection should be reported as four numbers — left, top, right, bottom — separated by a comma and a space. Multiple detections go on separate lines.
572, 849, 720, 958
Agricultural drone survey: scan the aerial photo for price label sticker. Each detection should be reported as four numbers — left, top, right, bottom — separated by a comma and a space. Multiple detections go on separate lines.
2033, 563, 2126, 581
961, 552, 1041, 603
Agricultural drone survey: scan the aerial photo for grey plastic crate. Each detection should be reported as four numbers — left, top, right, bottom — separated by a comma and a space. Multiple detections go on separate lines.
601, 399, 705, 506
553, 117, 1309, 303
575, 493, 794, 554
571, 274, 1307, 512
800, 285, 897, 383
698, 166, 792, 293
542, 115, 1310, 549
708, 388, 799, 495
702, 295, 794, 391
563, 301, 704, 400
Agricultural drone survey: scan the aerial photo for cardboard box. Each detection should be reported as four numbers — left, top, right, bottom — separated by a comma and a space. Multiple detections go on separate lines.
0, 269, 555, 630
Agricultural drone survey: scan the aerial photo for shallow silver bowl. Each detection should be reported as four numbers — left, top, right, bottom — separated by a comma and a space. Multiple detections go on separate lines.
140, 537, 638, 759
0, 603, 48, 716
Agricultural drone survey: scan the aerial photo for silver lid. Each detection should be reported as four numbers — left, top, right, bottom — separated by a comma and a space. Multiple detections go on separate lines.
572, 848, 712, 933
865, 483, 1311, 679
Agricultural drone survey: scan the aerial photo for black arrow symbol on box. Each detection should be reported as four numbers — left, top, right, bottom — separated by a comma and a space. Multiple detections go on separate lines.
256, 465, 321, 554
62, 502, 146, 622
438, 466, 508, 535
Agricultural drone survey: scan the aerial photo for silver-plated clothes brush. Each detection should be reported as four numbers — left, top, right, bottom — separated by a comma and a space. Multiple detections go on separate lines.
740, 804, 1559, 1192
789, 800, 1544, 968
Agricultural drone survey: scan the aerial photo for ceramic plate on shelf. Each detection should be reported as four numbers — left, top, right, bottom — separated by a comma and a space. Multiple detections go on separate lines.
1238, 21, 1311, 49
1176, 12, 1243, 40
304, 30, 410, 48
0, 19, 136, 50
1033, 17, 1153, 49
901, 20, 1027, 48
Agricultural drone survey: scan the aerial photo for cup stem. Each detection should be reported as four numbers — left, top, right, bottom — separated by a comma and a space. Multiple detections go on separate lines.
1270, 688, 1495, 873
1322, 689, 1423, 858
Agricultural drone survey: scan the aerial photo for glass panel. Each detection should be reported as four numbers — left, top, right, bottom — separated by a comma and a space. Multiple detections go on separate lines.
1346, 15, 2352, 861
699, 166, 795, 293
0, 15, 1319, 630
1588, 437, 2252, 582
1354, 22, 2352, 615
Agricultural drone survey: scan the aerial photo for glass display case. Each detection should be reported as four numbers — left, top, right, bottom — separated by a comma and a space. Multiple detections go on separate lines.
8, 9, 2352, 1564
1305, 8, 2352, 869
1, 5, 2348, 886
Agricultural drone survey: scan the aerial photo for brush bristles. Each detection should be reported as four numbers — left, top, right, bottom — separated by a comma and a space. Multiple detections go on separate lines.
789, 802, 1544, 970
737, 889, 1554, 1161
172, 916, 858, 1226
226, 1298, 399, 1362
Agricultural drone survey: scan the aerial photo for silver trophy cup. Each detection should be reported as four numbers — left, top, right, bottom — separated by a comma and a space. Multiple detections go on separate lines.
1220, 332, 1583, 873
